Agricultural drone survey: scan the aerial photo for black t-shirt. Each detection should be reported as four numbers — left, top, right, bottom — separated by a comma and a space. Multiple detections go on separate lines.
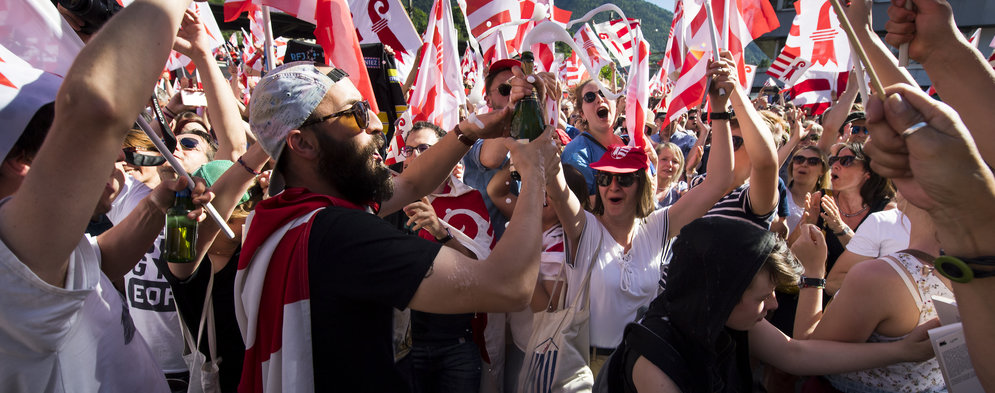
308, 207, 440, 392
158, 250, 244, 393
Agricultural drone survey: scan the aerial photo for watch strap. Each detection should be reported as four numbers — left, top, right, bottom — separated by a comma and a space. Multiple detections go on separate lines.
435, 228, 454, 244
709, 111, 733, 120
799, 276, 826, 289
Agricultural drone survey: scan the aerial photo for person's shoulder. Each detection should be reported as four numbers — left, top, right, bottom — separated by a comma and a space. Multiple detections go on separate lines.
844, 257, 905, 290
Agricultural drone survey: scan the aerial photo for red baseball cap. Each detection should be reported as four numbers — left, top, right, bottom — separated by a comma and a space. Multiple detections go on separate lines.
590, 144, 648, 174
488, 58, 522, 76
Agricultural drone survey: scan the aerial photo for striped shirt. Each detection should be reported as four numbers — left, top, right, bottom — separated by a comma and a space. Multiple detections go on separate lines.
693, 176, 775, 229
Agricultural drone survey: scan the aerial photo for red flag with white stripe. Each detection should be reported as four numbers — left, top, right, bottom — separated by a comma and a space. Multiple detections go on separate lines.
559, 51, 588, 88
407, 0, 466, 133
225, 0, 379, 113
624, 25, 651, 150
663, 1, 712, 124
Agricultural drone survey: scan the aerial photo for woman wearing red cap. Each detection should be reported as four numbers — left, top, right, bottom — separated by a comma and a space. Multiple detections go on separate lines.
543, 56, 739, 377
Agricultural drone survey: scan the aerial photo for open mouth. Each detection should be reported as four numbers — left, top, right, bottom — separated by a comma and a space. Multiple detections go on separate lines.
597, 108, 609, 119
831, 173, 839, 181
372, 151, 383, 165
608, 197, 623, 203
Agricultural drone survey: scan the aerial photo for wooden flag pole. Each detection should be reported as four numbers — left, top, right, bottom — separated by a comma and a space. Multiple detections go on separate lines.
827, 0, 887, 100
898, 1, 914, 66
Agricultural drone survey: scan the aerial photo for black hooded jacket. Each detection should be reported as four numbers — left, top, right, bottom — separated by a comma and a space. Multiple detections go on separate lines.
596, 216, 780, 393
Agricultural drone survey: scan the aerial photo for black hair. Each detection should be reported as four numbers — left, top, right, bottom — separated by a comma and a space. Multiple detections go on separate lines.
409, 121, 446, 141
6, 102, 54, 163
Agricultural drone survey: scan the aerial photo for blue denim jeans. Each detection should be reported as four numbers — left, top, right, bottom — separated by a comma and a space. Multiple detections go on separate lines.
411, 339, 482, 393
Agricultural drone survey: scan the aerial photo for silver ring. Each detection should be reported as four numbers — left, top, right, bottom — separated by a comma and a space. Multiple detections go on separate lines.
526, 75, 536, 84
901, 121, 929, 138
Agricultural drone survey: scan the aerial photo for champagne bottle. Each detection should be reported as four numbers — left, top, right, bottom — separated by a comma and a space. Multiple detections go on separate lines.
509, 52, 545, 181
165, 189, 198, 263
510, 51, 546, 142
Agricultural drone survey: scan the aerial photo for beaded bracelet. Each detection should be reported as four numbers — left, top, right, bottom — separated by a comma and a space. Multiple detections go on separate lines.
237, 156, 261, 176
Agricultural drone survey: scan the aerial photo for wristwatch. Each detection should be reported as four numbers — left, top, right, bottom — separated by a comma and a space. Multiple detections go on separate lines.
934, 254, 995, 283
798, 276, 826, 289
435, 228, 454, 244
708, 111, 733, 120
833, 227, 853, 237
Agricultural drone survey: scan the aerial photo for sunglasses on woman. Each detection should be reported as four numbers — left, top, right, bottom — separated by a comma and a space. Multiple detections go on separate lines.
300, 100, 371, 130
123, 147, 166, 167
401, 143, 432, 157
791, 155, 823, 166
850, 125, 869, 135
595, 171, 637, 187
828, 155, 861, 167
583, 90, 606, 104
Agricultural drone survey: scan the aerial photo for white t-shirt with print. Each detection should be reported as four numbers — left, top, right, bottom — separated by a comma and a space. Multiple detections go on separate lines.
0, 231, 168, 393
570, 208, 671, 348
108, 177, 186, 373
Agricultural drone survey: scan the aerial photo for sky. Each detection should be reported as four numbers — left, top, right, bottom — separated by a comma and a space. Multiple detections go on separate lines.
645, 0, 677, 12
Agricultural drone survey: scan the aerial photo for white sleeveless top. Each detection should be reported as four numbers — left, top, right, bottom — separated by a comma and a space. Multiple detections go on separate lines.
828, 251, 952, 393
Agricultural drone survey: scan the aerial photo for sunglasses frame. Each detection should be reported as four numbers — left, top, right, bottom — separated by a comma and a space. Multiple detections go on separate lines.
828, 155, 861, 168
583, 90, 606, 104
595, 171, 638, 188
123, 147, 167, 167
401, 143, 433, 157
301, 99, 371, 130
792, 155, 823, 167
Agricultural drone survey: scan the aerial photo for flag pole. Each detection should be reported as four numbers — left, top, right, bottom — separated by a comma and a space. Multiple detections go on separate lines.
262, 6, 276, 73
135, 116, 237, 240
827, 0, 886, 100
703, 0, 725, 96
898, 1, 913, 66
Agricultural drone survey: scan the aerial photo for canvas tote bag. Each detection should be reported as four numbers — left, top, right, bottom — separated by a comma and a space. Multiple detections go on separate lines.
176, 266, 221, 393
517, 236, 601, 393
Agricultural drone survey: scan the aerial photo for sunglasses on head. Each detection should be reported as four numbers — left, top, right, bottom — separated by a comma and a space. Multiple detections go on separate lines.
583, 90, 606, 104
595, 171, 637, 187
178, 137, 200, 150
828, 155, 861, 167
497, 83, 512, 97
851, 125, 869, 135
123, 147, 166, 167
401, 143, 432, 157
301, 99, 371, 130
791, 155, 823, 166
732, 135, 745, 151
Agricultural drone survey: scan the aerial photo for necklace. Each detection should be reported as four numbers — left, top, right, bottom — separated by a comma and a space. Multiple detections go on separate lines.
840, 204, 869, 217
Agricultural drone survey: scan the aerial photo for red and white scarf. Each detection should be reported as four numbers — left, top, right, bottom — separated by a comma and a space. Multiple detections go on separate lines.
234, 187, 364, 393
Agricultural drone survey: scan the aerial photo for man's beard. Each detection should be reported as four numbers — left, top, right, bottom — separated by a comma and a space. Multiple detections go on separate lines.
316, 131, 393, 206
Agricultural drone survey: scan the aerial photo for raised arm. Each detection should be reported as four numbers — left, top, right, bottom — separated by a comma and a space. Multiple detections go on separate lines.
666, 56, 735, 238
884, 0, 995, 164
545, 146, 586, 263
408, 133, 553, 313
817, 73, 860, 155
0, 0, 191, 287
728, 62, 779, 217
173, 9, 248, 161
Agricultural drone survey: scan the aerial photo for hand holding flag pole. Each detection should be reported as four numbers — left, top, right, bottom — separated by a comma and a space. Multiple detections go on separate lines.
828, 0, 887, 100
136, 116, 237, 240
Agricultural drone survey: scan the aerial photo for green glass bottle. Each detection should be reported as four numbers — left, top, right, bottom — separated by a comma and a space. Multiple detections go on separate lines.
165, 189, 198, 263
510, 51, 546, 142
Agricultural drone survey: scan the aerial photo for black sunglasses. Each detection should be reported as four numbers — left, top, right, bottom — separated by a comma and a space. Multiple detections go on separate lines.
595, 171, 637, 187
178, 137, 200, 150
851, 125, 869, 135
828, 155, 861, 167
791, 155, 823, 166
497, 83, 512, 97
301, 100, 371, 130
732, 135, 745, 151
401, 143, 432, 157
123, 147, 166, 167
583, 90, 606, 104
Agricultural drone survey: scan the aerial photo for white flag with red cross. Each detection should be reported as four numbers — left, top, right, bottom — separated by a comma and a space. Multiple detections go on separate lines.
407, 0, 465, 133
593, 18, 640, 68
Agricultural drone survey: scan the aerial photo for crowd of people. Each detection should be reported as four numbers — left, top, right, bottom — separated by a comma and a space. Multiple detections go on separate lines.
1, 0, 994, 392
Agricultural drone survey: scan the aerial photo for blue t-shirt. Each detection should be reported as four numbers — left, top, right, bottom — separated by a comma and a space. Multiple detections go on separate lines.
461, 139, 509, 240
561, 132, 608, 195
650, 130, 698, 159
